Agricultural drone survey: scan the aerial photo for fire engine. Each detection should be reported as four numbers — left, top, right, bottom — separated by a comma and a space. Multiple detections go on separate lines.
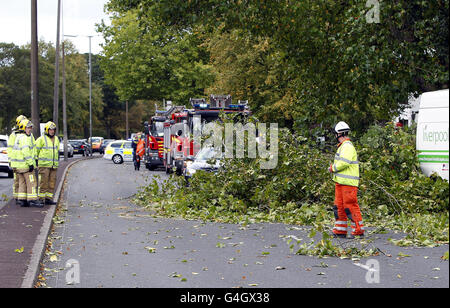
162, 95, 251, 175
143, 105, 185, 170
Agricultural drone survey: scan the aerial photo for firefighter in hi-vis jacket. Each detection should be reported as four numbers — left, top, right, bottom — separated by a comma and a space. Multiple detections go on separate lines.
35, 121, 59, 205
10, 119, 42, 208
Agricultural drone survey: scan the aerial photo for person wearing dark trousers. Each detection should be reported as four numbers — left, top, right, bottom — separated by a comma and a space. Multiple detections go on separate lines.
132, 134, 140, 171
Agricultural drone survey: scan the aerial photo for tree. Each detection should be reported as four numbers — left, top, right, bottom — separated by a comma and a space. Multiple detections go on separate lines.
107, 0, 449, 133
0, 41, 105, 138
62, 41, 104, 138
0, 43, 30, 133
97, 9, 214, 104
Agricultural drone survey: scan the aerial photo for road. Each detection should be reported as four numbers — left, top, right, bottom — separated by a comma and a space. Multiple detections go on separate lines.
0, 173, 13, 208
39, 158, 449, 288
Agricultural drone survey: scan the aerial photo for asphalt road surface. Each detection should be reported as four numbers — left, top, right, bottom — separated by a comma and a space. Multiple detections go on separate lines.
40, 158, 449, 288
0, 173, 13, 208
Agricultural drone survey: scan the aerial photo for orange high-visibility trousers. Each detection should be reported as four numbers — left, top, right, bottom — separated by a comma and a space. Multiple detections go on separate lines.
332, 183, 364, 236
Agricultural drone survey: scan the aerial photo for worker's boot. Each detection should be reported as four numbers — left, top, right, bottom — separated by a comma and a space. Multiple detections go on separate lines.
347, 234, 364, 239
332, 233, 347, 239
18, 200, 29, 207
45, 199, 57, 205
29, 200, 44, 208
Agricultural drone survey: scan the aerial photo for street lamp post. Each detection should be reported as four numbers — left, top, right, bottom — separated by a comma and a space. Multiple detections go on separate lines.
61, 39, 67, 161
31, 0, 40, 137
60, 0, 98, 159
61, 36, 76, 162
53, 0, 61, 135
88, 36, 92, 156
126, 101, 129, 140
63, 34, 96, 156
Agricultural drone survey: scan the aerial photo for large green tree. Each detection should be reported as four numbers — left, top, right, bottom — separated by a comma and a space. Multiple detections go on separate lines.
97, 9, 214, 104
0, 43, 30, 134
0, 41, 104, 138
106, 0, 449, 133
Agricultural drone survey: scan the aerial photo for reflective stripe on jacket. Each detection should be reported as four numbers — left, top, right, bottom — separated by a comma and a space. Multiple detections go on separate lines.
7, 131, 18, 163
10, 134, 36, 169
35, 134, 60, 168
331, 139, 359, 187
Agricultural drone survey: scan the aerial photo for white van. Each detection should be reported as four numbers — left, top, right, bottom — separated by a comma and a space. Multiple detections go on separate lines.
416, 89, 449, 181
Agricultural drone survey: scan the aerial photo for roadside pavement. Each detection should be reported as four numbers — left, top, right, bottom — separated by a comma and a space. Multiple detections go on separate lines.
0, 155, 95, 288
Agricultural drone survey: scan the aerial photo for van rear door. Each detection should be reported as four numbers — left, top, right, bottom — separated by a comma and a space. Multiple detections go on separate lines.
416, 89, 449, 181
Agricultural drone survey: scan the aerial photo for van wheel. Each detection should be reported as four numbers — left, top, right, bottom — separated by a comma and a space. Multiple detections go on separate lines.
112, 154, 123, 164
8, 170, 14, 178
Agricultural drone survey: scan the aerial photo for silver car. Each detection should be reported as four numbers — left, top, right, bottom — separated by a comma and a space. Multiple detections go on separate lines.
185, 146, 223, 178
58, 137, 74, 158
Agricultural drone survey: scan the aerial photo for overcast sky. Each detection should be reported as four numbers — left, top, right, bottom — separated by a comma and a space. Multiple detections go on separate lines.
0, 0, 111, 54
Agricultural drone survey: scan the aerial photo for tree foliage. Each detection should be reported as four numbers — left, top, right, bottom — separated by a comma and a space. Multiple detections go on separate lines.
0, 43, 30, 134
105, 0, 449, 133
97, 9, 214, 103
135, 123, 449, 247
0, 41, 106, 137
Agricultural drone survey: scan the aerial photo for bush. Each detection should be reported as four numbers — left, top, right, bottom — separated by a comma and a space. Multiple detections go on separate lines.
134, 122, 449, 246
358, 124, 449, 214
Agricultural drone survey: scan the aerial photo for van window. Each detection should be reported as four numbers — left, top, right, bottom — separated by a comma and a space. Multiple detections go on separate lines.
124, 142, 132, 148
0, 139, 7, 147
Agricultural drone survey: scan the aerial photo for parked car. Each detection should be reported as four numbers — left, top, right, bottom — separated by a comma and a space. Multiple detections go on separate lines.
103, 140, 133, 164
58, 137, 74, 157
184, 146, 223, 179
69, 139, 92, 156
89, 137, 104, 153
99, 139, 115, 155
81, 139, 93, 156
0, 135, 13, 178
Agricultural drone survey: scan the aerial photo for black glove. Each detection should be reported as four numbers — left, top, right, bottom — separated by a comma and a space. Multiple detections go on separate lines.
28, 165, 34, 173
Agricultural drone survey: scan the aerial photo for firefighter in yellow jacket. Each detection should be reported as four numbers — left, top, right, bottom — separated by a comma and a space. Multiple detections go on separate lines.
7, 115, 28, 204
328, 121, 364, 238
35, 121, 59, 205
10, 119, 42, 207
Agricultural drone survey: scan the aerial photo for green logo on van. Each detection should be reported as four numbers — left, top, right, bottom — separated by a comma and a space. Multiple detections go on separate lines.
423, 126, 449, 144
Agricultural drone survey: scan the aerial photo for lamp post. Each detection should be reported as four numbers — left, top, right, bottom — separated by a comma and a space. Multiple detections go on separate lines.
53, 0, 61, 135
31, 0, 40, 137
88, 36, 92, 155
126, 101, 129, 140
63, 34, 95, 156
61, 35, 76, 161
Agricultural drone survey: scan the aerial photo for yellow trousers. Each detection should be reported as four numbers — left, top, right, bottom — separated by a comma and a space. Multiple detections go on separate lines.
38, 167, 57, 201
12, 169, 19, 199
16, 171, 38, 201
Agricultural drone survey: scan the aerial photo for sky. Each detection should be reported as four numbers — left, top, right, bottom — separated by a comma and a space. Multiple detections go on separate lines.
0, 0, 111, 54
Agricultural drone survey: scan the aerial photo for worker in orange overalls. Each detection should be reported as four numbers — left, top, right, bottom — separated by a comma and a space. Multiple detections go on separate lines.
133, 133, 145, 171
328, 122, 364, 238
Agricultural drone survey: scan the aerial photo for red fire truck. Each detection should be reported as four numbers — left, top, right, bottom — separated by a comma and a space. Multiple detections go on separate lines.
163, 95, 251, 175
143, 106, 185, 170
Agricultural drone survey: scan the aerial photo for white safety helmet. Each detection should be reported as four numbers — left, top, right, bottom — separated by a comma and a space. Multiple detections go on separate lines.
334, 121, 351, 135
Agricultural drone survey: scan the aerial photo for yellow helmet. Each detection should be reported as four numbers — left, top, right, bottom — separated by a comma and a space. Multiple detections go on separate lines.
18, 119, 33, 131
16, 115, 27, 126
44, 121, 57, 134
